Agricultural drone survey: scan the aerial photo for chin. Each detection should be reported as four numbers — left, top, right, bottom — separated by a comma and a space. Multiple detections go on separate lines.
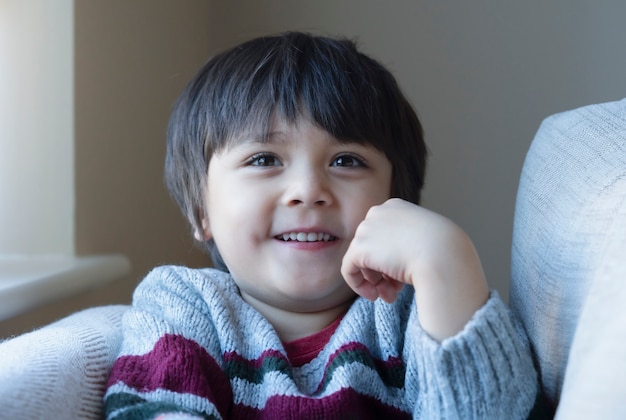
283, 289, 356, 311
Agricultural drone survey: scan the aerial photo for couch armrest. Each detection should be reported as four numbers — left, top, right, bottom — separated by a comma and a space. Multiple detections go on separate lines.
556, 194, 626, 419
0, 305, 128, 419
510, 97, 626, 409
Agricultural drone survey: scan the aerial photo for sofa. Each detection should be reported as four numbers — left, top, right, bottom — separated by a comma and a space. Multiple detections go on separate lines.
510, 97, 626, 418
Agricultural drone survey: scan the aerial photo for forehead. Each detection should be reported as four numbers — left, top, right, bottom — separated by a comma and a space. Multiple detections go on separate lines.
226, 114, 377, 152
227, 115, 333, 146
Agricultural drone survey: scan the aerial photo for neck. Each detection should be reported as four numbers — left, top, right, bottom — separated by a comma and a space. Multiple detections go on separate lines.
240, 293, 355, 342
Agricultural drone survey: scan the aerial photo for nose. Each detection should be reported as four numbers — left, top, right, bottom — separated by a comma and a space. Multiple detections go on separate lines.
283, 169, 333, 207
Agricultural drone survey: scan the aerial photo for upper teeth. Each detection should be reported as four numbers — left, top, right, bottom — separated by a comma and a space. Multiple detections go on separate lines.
280, 232, 333, 242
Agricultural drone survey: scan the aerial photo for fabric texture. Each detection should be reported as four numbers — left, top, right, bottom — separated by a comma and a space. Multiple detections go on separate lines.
555, 147, 626, 418
510, 97, 626, 411
105, 265, 538, 419
0, 304, 128, 419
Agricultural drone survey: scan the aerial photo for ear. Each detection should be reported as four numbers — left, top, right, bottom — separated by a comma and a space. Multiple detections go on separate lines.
193, 214, 212, 241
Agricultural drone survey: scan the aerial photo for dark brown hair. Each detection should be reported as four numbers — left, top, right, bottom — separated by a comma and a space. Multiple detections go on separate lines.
165, 32, 427, 270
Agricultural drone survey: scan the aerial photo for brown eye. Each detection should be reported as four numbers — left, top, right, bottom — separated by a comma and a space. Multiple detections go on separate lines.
331, 154, 366, 167
248, 154, 281, 167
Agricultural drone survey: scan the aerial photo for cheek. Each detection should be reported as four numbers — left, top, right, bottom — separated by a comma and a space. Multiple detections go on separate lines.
360, 176, 393, 207
206, 182, 271, 249
344, 185, 390, 231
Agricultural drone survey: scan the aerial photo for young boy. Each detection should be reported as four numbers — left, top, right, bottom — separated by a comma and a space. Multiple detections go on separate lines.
105, 32, 537, 419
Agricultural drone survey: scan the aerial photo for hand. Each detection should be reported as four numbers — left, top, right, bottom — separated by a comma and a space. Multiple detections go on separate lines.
341, 198, 489, 340
341, 198, 422, 303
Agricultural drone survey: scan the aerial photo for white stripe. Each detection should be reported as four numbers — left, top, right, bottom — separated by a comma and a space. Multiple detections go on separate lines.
106, 382, 223, 419
231, 362, 406, 411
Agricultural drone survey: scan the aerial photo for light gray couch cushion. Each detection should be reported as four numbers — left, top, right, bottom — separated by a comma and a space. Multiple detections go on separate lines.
510, 97, 626, 408
556, 186, 626, 418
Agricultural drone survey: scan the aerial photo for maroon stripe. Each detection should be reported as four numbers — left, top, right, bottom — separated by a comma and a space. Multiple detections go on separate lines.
108, 335, 410, 418
232, 387, 411, 419
107, 334, 232, 417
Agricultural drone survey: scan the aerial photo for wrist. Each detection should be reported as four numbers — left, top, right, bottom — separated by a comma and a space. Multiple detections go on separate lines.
412, 227, 489, 341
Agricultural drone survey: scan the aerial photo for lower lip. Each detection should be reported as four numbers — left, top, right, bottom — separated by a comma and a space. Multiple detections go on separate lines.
275, 239, 339, 251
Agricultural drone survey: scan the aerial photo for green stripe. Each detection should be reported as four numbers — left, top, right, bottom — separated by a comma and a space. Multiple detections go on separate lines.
223, 347, 405, 392
318, 348, 406, 393
224, 353, 293, 384
105, 392, 220, 420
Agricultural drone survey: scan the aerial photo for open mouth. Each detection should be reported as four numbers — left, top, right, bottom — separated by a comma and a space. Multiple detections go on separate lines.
276, 232, 337, 242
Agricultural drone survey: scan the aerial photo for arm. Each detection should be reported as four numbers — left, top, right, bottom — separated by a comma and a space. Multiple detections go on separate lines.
342, 198, 538, 418
341, 198, 489, 341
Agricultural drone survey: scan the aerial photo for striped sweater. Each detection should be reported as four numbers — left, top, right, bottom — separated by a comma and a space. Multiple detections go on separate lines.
104, 265, 537, 419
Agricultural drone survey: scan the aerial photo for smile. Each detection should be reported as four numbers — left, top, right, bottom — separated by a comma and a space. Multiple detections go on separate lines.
277, 232, 337, 242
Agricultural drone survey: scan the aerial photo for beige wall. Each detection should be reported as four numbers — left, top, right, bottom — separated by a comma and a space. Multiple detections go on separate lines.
74, 0, 211, 290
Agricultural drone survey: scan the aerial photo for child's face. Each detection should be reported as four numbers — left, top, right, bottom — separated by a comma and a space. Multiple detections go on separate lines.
200, 117, 393, 313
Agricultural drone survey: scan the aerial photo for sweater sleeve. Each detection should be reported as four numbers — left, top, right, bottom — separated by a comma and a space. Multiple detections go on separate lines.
104, 266, 232, 420
405, 291, 538, 419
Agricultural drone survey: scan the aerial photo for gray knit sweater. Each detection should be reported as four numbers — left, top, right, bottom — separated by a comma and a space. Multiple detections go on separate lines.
105, 265, 537, 419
